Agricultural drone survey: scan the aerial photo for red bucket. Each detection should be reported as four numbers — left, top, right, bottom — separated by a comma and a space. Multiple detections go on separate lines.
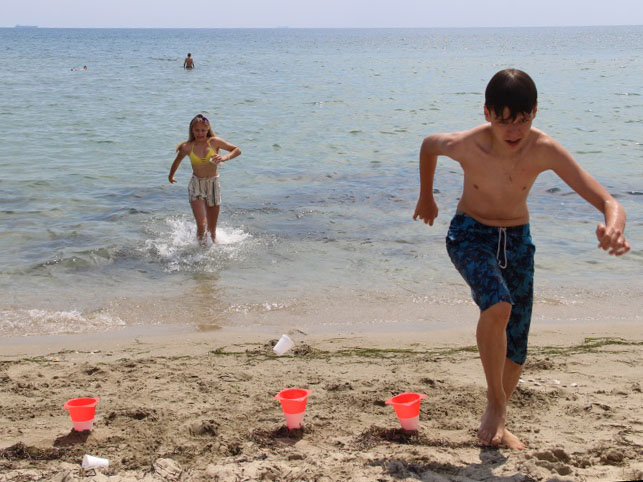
274, 388, 312, 429
63, 397, 100, 431
385, 392, 427, 430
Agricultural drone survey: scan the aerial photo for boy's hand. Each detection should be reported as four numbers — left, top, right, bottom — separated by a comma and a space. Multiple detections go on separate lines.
168, 175, 177, 184
596, 223, 630, 256
413, 197, 438, 226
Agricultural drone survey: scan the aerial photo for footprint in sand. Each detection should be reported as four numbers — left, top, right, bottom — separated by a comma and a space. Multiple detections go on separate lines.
533, 449, 573, 476
600, 448, 624, 465
219, 372, 252, 382
188, 419, 220, 437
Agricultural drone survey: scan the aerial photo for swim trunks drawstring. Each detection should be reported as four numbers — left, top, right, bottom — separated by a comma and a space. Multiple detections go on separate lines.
497, 227, 508, 269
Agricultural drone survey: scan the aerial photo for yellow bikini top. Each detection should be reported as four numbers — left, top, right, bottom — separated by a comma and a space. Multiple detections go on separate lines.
189, 142, 216, 165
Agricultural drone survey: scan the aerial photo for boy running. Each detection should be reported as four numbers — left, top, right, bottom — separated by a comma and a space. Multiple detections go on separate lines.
413, 69, 630, 449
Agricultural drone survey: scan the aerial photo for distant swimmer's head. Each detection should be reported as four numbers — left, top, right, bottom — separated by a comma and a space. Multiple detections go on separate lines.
187, 53, 192, 57
484, 69, 537, 122
188, 114, 215, 141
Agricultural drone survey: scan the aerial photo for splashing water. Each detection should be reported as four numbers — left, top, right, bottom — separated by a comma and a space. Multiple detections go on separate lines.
143, 216, 252, 273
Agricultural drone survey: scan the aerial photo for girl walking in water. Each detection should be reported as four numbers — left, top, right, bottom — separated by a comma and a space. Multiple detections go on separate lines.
169, 114, 241, 243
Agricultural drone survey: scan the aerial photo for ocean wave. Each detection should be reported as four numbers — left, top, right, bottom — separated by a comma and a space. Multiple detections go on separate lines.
101, 207, 149, 221
32, 244, 122, 270
304, 100, 347, 106
0, 308, 125, 336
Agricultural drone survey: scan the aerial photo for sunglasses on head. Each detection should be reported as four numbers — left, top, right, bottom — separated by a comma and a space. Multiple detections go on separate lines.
192, 114, 209, 124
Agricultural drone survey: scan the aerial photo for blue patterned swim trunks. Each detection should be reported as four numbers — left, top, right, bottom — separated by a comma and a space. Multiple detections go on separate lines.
446, 211, 536, 365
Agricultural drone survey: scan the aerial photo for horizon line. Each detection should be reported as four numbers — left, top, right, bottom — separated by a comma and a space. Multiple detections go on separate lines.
4, 24, 643, 30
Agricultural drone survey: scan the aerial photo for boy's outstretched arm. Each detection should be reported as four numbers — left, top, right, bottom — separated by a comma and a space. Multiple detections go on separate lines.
413, 133, 456, 226
547, 139, 630, 256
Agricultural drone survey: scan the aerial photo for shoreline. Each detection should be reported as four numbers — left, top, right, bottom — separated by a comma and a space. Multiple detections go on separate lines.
1, 314, 641, 358
1, 321, 642, 481
2, 281, 642, 342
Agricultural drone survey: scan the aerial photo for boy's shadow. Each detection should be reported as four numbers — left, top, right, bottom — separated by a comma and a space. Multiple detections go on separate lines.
251, 425, 306, 448
53, 430, 91, 447
376, 449, 516, 481
362, 427, 523, 481
479, 446, 509, 465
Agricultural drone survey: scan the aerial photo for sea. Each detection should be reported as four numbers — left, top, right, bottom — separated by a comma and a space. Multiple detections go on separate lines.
0, 27, 641, 338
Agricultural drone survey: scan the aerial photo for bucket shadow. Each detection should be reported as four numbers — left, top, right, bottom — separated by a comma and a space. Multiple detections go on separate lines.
355, 426, 434, 450
53, 430, 91, 447
251, 425, 306, 448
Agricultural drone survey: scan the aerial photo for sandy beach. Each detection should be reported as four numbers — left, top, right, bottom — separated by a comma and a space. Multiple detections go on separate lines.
1, 321, 642, 482
1, 17, 642, 482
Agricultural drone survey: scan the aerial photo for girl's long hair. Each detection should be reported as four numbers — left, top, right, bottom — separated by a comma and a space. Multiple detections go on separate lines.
177, 114, 215, 152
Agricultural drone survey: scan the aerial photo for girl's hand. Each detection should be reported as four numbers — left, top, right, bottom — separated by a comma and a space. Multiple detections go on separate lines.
169, 175, 177, 184
209, 154, 226, 165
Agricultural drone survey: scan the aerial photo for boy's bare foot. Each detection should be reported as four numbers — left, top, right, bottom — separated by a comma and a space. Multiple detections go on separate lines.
501, 429, 526, 450
478, 402, 505, 446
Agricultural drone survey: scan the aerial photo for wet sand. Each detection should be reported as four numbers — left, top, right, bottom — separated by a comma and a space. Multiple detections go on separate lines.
1, 322, 642, 481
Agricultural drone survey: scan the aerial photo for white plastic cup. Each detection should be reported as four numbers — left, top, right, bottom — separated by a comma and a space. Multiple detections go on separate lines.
284, 411, 306, 429
273, 334, 294, 355
73, 419, 94, 432
82, 454, 109, 469
398, 415, 420, 431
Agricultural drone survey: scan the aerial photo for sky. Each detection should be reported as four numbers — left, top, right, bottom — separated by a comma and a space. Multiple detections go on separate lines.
3, 0, 643, 28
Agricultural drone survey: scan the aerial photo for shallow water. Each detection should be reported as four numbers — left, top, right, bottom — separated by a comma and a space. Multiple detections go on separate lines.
0, 27, 641, 336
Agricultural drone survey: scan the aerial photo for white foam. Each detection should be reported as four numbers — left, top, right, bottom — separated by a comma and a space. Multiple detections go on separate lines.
0, 308, 125, 336
216, 227, 251, 245
226, 302, 290, 314
143, 216, 252, 272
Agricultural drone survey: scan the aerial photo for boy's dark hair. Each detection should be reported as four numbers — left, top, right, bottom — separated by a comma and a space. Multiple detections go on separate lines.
485, 69, 537, 120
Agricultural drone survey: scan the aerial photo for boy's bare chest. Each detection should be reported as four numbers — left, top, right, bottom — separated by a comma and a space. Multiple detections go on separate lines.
463, 156, 539, 194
